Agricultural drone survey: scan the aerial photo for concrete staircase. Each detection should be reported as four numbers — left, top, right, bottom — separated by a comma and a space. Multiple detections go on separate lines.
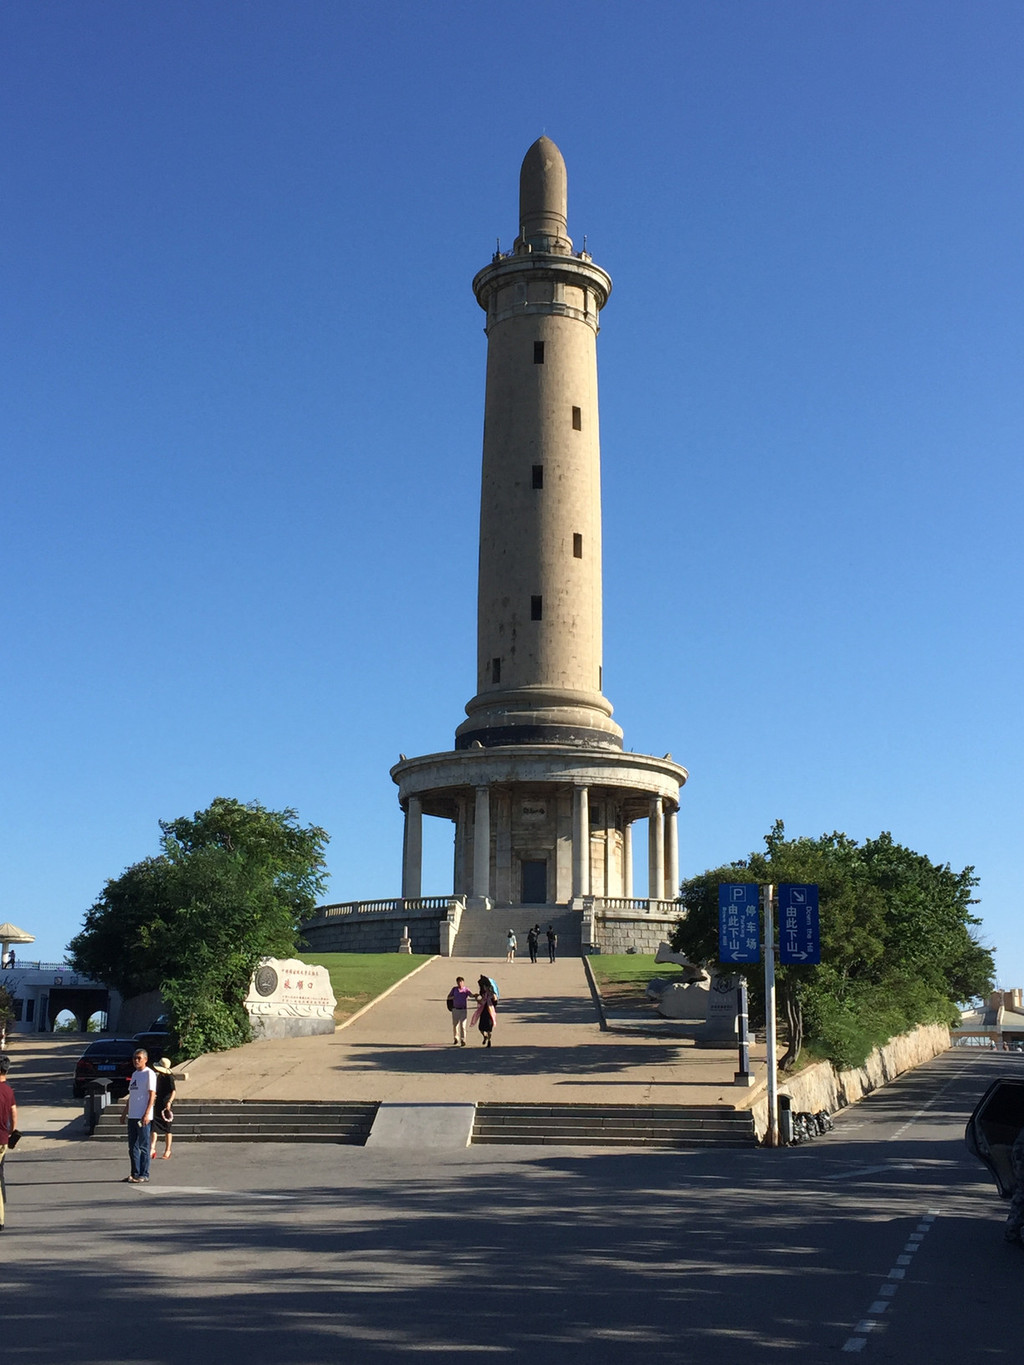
472, 1103, 756, 1148
92, 1099, 755, 1149
453, 904, 582, 958
91, 1099, 379, 1144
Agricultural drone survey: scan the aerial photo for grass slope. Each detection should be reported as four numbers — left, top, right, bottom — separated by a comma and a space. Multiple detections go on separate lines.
301, 953, 434, 1024
588, 954, 682, 1009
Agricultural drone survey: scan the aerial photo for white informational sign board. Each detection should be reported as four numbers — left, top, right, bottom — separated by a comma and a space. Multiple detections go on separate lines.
244, 957, 337, 1038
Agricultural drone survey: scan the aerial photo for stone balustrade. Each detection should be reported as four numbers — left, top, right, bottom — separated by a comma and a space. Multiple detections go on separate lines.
300, 896, 468, 955
306, 895, 464, 923
580, 895, 683, 954
299, 892, 682, 956
591, 897, 679, 915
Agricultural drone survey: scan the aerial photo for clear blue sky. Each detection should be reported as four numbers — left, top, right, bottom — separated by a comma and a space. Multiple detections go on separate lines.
3, 2, 1021, 988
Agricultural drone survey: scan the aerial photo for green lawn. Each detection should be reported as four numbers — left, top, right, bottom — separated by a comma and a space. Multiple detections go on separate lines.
588, 954, 683, 1008
301, 953, 434, 1024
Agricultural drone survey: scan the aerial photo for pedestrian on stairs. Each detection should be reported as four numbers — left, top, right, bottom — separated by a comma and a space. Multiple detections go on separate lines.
473, 976, 498, 1047
527, 925, 540, 963
447, 976, 472, 1047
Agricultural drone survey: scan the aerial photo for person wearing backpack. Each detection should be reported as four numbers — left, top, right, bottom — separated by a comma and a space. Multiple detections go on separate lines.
527, 925, 540, 963
446, 976, 472, 1047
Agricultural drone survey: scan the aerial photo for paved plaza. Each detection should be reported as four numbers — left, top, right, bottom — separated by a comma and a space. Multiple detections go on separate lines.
182, 954, 764, 1109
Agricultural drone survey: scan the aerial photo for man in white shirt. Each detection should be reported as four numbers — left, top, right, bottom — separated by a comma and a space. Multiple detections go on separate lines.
119, 1047, 156, 1183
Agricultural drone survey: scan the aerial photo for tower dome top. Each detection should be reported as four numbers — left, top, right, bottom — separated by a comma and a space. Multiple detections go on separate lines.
518, 137, 570, 252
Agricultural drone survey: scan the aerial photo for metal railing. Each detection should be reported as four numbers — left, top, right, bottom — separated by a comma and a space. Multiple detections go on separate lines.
1, 960, 79, 973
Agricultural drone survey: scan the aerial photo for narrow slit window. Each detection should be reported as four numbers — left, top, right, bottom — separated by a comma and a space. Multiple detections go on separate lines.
573, 532, 583, 558
491, 657, 501, 684
531, 595, 543, 621
533, 341, 545, 364
572, 405, 582, 431
532, 464, 543, 489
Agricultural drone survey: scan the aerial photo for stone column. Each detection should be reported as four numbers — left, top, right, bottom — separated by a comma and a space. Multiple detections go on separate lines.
495, 789, 512, 904
456, 797, 472, 900
665, 804, 679, 902
623, 819, 633, 899
648, 796, 664, 903
401, 796, 423, 899
572, 785, 591, 898
472, 786, 491, 901
453, 796, 466, 895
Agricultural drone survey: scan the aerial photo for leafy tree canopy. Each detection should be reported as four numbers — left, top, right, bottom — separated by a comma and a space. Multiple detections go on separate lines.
0, 984, 14, 1046
671, 821, 994, 1071
68, 798, 329, 1057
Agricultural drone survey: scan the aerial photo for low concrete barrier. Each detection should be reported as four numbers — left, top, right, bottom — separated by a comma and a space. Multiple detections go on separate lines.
752, 1022, 951, 1139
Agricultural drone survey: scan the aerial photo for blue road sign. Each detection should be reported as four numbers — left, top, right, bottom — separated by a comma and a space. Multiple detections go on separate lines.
718, 884, 761, 964
778, 884, 821, 964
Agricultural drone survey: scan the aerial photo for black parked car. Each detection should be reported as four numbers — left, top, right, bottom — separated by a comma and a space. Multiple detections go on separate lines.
133, 1014, 177, 1059
72, 1038, 141, 1100
964, 1076, 1024, 1197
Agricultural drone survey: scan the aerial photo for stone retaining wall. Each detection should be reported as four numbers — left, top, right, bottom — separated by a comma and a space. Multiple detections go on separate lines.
751, 1022, 951, 1139
592, 914, 680, 954
114, 988, 164, 1035
300, 912, 441, 955
581, 901, 681, 955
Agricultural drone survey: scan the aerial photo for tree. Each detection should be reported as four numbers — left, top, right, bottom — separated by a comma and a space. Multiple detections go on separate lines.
68, 798, 329, 1057
672, 821, 994, 1071
0, 985, 14, 1049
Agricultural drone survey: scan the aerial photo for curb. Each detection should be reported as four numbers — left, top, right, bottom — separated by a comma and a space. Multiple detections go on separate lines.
335, 954, 442, 1032
581, 954, 608, 1031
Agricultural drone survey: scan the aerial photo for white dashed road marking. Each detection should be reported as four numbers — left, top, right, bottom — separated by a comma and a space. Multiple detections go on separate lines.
133, 1184, 290, 1201
841, 1210, 938, 1353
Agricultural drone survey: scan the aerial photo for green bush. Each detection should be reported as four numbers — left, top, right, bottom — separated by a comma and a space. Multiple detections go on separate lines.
162, 979, 252, 1058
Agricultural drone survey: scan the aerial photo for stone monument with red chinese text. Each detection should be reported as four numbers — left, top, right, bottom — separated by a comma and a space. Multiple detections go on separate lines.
244, 957, 336, 1039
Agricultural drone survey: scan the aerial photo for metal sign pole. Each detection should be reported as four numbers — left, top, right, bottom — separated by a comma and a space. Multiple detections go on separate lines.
734, 976, 754, 1085
763, 882, 779, 1147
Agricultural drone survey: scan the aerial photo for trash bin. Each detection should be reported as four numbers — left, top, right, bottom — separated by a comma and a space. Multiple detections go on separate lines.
778, 1094, 794, 1146
84, 1082, 112, 1134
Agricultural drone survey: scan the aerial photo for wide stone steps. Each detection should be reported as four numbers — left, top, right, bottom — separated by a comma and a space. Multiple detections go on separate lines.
91, 1099, 755, 1148
472, 1103, 756, 1148
454, 906, 581, 958
91, 1099, 378, 1144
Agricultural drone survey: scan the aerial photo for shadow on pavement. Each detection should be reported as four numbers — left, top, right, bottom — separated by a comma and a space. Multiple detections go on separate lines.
342, 1041, 697, 1077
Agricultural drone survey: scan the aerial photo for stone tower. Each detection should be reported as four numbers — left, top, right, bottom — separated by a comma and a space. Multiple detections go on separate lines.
392, 138, 685, 914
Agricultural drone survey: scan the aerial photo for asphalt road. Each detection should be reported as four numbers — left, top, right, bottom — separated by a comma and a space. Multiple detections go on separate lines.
3, 1049, 1020, 1363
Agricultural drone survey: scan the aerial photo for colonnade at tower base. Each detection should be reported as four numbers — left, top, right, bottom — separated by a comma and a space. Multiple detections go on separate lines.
391, 745, 685, 905
291, 742, 688, 957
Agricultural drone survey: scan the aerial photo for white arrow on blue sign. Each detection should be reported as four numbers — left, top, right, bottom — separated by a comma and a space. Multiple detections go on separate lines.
777, 883, 821, 964
718, 884, 761, 964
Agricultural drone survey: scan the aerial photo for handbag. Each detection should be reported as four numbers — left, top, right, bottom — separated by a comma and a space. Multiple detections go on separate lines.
6, 1129, 21, 1149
